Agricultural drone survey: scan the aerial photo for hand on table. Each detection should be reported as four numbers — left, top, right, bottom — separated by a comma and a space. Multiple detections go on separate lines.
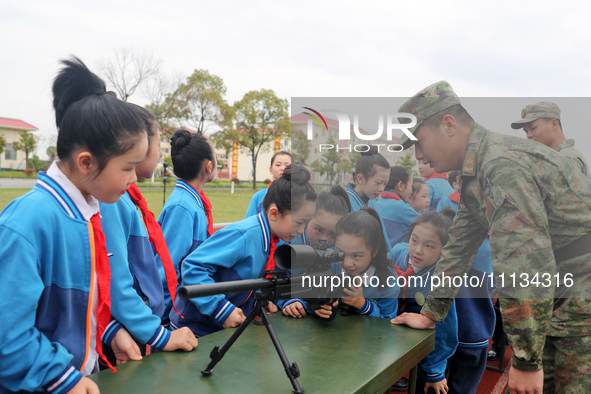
163, 327, 198, 351
314, 301, 339, 319
111, 328, 142, 365
390, 312, 436, 329
282, 301, 307, 318
223, 307, 246, 328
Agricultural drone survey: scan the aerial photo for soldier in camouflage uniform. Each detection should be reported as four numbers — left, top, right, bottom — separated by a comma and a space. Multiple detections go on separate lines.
511, 101, 589, 176
391, 81, 591, 394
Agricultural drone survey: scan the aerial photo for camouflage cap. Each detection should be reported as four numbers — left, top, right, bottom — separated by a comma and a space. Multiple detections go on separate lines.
397, 81, 461, 149
510, 101, 561, 129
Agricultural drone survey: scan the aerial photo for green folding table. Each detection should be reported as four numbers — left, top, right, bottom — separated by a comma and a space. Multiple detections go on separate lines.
90, 313, 435, 393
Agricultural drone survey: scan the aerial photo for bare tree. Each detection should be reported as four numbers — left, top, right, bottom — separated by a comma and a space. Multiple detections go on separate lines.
98, 47, 161, 102
143, 71, 185, 133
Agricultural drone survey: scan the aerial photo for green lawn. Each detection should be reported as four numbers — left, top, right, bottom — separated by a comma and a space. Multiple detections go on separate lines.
0, 187, 260, 224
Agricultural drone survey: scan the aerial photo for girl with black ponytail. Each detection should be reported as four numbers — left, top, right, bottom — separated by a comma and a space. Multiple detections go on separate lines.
0, 57, 154, 393
156, 128, 217, 322
170, 164, 317, 337
279, 185, 352, 318
346, 146, 391, 211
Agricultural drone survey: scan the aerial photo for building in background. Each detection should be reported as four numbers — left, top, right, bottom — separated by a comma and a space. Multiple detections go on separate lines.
290, 113, 416, 188
0, 117, 38, 171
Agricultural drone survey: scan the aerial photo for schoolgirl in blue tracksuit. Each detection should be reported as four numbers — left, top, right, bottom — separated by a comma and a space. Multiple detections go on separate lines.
369, 166, 417, 250
0, 58, 150, 394
157, 128, 217, 322
389, 209, 459, 394
325, 207, 399, 320
419, 162, 455, 211
277, 186, 351, 317
171, 164, 317, 336
245, 151, 292, 218
346, 146, 390, 212
436, 183, 495, 394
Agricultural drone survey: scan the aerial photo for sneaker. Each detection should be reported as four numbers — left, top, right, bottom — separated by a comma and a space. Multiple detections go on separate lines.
487, 350, 498, 361
389, 377, 409, 392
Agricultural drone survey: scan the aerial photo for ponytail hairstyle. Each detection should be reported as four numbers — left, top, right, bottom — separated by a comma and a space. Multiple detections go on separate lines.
271, 150, 293, 166
385, 166, 411, 192
354, 146, 390, 182
448, 170, 461, 188
316, 185, 352, 216
170, 128, 214, 181
263, 164, 316, 214
127, 103, 158, 140
52, 57, 146, 173
410, 177, 427, 199
407, 206, 456, 246
335, 206, 393, 286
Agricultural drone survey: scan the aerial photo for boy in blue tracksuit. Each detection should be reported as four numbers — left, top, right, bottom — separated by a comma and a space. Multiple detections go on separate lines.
389, 209, 459, 394
419, 162, 455, 211
435, 172, 495, 394
346, 147, 391, 212
157, 179, 209, 319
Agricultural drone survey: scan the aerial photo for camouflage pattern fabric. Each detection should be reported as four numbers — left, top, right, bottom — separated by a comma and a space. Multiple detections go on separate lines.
418, 124, 591, 373
397, 80, 460, 149
541, 335, 591, 393
554, 139, 589, 177
510, 101, 561, 129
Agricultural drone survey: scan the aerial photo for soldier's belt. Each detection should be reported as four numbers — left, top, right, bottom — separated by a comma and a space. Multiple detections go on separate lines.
554, 232, 591, 263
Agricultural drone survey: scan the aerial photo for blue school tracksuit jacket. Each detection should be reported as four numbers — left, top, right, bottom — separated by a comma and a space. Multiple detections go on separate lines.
346, 186, 366, 212
0, 172, 163, 394
389, 244, 458, 384
369, 191, 418, 251
99, 193, 171, 350
245, 188, 268, 218
156, 180, 209, 320
436, 192, 495, 349
170, 212, 274, 336
424, 174, 454, 212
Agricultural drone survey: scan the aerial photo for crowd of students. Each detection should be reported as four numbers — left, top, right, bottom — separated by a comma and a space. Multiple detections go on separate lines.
1, 59, 587, 394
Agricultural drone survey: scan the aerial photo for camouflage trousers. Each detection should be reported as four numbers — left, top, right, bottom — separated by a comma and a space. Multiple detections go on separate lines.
542, 335, 591, 393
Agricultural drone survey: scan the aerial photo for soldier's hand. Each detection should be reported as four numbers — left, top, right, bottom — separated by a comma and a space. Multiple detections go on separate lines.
283, 301, 307, 318
223, 307, 246, 328
391, 312, 436, 329
508, 368, 543, 394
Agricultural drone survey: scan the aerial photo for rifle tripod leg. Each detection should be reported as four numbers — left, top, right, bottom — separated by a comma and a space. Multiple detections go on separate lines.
259, 309, 305, 394
201, 304, 261, 376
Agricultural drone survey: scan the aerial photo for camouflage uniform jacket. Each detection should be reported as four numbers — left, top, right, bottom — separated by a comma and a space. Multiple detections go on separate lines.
421, 123, 591, 371
554, 138, 589, 177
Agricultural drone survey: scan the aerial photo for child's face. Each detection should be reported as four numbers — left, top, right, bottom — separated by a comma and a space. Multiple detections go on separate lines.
306, 209, 342, 248
268, 200, 316, 243
397, 177, 414, 202
418, 161, 435, 178
408, 223, 443, 269
357, 165, 390, 200
335, 233, 376, 276
88, 135, 149, 204
135, 127, 161, 179
408, 184, 430, 213
270, 154, 291, 181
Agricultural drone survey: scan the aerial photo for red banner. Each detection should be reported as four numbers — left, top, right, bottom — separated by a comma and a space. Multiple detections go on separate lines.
274, 134, 281, 153
231, 141, 239, 179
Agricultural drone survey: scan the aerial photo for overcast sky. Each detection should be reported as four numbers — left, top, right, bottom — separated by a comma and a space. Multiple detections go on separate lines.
2, 0, 591, 159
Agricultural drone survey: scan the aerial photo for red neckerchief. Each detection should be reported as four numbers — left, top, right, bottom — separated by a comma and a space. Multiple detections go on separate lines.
381, 191, 403, 200
127, 184, 183, 318
424, 172, 449, 181
198, 190, 214, 237
448, 191, 460, 204
89, 213, 116, 372
394, 263, 416, 312
268, 182, 272, 189
264, 235, 279, 278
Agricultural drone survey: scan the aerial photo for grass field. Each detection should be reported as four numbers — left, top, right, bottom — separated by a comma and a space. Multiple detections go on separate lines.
0, 187, 260, 224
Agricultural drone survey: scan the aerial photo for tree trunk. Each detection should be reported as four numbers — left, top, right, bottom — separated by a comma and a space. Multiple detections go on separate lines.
252, 155, 257, 190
